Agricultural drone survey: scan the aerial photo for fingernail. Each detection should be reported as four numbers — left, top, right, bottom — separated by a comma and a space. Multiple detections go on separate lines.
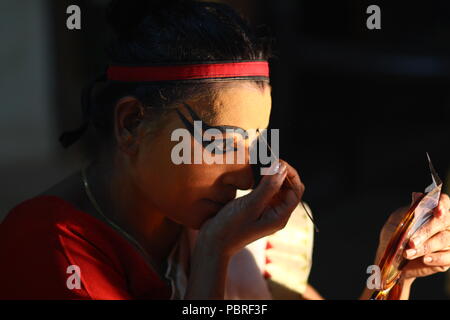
411, 192, 418, 204
267, 161, 280, 175
424, 256, 433, 263
278, 163, 287, 175
410, 237, 421, 247
405, 249, 416, 258
274, 162, 280, 173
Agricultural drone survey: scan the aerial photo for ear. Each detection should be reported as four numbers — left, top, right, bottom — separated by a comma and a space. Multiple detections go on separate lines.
114, 96, 146, 155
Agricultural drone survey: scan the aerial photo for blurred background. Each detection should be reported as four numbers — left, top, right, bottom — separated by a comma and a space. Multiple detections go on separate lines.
0, 0, 449, 299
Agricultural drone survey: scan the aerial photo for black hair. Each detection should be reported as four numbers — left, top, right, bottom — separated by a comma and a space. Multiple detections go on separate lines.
59, 0, 275, 149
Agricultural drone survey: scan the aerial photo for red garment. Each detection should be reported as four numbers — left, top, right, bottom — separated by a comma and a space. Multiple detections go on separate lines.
0, 196, 172, 300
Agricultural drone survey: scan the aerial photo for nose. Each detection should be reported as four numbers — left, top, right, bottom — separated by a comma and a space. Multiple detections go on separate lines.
220, 163, 255, 191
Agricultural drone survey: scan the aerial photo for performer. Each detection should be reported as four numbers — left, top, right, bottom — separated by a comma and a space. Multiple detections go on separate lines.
0, 0, 449, 300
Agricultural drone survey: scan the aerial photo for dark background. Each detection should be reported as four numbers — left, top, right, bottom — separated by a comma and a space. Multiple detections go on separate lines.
1, 0, 449, 299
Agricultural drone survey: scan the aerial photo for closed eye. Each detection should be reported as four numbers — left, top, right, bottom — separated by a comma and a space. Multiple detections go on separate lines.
204, 137, 238, 155
176, 102, 248, 155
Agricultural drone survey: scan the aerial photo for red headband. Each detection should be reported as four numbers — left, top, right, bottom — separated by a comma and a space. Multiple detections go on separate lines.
106, 60, 269, 82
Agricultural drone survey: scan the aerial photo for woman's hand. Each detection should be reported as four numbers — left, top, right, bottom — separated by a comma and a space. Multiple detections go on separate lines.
376, 193, 450, 283
185, 159, 304, 299
360, 192, 450, 300
401, 193, 450, 279
199, 159, 304, 257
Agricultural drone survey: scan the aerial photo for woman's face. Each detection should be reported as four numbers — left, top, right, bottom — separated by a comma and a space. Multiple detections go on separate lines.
128, 82, 272, 229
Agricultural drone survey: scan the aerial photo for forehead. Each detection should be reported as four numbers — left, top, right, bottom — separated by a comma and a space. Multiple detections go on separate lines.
185, 82, 272, 131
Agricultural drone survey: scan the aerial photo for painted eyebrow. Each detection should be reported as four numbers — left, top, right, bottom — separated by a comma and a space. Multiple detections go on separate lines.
177, 102, 249, 139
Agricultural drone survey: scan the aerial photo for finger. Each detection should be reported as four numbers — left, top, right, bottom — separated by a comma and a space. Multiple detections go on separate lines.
411, 192, 424, 205
270, 182, 300, 221
243, 161, 288, 215
422, 250, 450, 268
251, 191, 297, 237
434, 193, 450, 219
405, 230, 450, 259
252, 162, 303, 234
402, 255, 450, 279
272, 161, 305, 220
409, 200, 450, 248
282, 161, 305, 202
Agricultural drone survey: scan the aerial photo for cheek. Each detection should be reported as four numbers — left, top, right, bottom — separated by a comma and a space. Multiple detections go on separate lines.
134, 139, 225, 228
169, 164, 226, 228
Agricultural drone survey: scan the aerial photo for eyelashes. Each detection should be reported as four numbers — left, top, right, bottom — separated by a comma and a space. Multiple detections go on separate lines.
204, 137, 238, 155
176, 102, 246, 155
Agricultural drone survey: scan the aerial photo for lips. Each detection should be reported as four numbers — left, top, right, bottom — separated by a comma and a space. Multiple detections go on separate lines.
208, 198, 229, 206
208, 194, 236, 206
207, 199, 226, 207
205, 189, 237, 208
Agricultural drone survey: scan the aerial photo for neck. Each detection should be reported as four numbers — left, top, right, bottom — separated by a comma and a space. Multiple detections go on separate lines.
86, 158, 182, 268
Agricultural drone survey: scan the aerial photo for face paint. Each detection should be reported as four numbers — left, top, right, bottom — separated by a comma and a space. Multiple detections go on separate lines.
175, 102, 249, 155
176, 102, 273, 187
